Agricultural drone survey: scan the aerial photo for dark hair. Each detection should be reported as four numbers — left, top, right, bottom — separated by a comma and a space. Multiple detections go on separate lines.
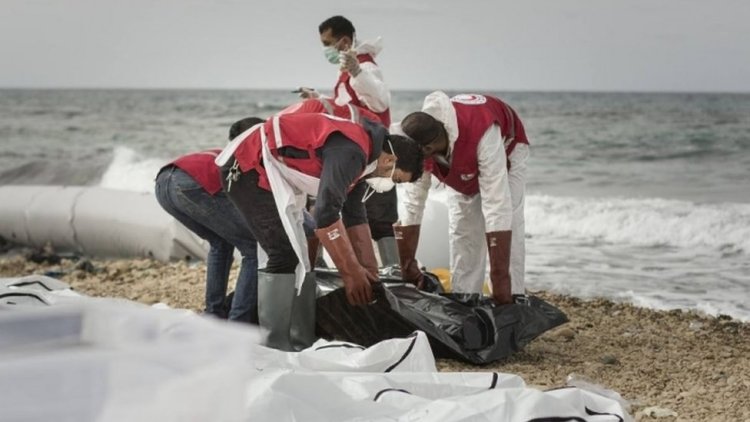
401, 112, 444, 147
228, 117, 265, 140
385, 134, 424, 182
318, 15, 355, 39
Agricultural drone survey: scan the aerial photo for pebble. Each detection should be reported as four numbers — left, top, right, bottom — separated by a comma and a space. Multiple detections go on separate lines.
642, 406, 677, 418
73, 258, 96, 273
600, 354, 619, 365
554, 327, 576, 341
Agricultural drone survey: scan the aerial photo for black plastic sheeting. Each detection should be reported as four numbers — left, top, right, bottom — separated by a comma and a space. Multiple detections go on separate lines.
315, 271, 568, 365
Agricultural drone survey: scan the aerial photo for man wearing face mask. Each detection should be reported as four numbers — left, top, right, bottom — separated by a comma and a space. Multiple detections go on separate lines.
297, 15, 400, 270
277, 97, 386, 267
397, 92, 530, 306
215, 113, 423, 351
299, 16, 391, 124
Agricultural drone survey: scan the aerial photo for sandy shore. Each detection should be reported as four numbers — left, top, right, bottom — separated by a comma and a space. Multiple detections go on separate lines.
1, 252, 748, 421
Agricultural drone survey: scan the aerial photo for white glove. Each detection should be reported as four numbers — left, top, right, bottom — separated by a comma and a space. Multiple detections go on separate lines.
297, 87, 319, 99
339, 50, 361, 77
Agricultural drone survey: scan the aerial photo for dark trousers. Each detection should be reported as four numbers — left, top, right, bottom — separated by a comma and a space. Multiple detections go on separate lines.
221, 165, 299, 274
365, 189, 398, 240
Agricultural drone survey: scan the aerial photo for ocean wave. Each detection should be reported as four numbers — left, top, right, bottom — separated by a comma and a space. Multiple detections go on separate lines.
97, 146, 169, 193
617, 290, 750, 322
91, 149, 750, 256
526, 195, 750, 253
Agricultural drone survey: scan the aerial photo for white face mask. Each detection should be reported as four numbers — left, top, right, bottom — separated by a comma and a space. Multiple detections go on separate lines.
323, 45, 340, 64
362, 140, 396, 202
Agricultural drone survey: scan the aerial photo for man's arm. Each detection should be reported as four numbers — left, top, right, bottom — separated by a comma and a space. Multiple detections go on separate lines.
399, 170, 432, 226
393, 168, 430, 287
349, 62, 391, 113
478, 124, 514, 305
314, 135, 380, 296
314, 134, 367, 227
341, 181, 368, 227
477, 124, 512, 232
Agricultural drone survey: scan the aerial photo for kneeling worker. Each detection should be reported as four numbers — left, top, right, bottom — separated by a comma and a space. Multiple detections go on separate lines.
216, 113, 423, 351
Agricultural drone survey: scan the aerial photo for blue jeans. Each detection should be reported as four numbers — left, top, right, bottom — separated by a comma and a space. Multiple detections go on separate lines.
155, 167, 258, 323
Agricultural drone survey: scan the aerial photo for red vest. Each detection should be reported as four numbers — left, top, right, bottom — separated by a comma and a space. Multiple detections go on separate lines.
170, 149, 223, 195
426, 94, 529, 196
334, 54, 391, 126
278, 98, 382, 124
233, 113, 373, 191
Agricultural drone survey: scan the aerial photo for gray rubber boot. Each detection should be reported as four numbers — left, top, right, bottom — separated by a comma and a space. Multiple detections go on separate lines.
257, 271, 295, 351
377, 236, 399, 268
289, 272, 317, 351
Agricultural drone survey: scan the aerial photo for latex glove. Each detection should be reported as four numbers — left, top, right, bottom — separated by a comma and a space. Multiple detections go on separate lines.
339, 50, 361, 77
393, 224, 425, 288
486, 231, 513, 305
400, 254, 424, 288
492, 285, 513, 305
342, 265, 376, 306
315, 219, 375, 306
297, 87, 319, 99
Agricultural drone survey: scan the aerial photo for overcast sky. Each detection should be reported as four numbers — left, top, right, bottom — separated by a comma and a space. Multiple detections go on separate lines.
1, 0, 749, 92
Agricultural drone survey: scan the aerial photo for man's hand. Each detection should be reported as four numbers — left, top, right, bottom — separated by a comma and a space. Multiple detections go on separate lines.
492, 288, 513, 305
298, 87, 320, 99
402, 260, 424, 288
315, 219, 376, 307
393, 224, 424, 288
341, 265, 375, 306
339, 50, 361, 77
486, 230, 513, 306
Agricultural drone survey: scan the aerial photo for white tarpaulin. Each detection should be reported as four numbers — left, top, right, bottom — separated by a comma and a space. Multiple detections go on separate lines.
0, 284, 631, 422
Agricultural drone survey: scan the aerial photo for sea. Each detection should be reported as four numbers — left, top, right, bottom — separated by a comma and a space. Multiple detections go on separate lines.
1, 89, 749, 321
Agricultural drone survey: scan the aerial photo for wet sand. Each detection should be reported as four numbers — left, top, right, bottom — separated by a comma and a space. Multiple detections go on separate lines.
1, 253, 748, 421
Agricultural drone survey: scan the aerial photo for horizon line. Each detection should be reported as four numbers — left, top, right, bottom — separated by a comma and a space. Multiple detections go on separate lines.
1, 86, 749, 95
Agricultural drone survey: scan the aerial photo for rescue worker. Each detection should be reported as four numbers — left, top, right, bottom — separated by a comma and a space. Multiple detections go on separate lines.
396, 92, 530, 305
298, 16, 391, 126
277, 97, 382, 268
215, 112, 423, 351
154, 117, 263, 322
297, 15, 399, 269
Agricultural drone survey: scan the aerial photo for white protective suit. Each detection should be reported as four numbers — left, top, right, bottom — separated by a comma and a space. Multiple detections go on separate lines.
333, 37, 391, 113
400, 91, 529, 295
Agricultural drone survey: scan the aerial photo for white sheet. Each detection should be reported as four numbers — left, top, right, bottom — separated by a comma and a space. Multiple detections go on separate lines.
0, 284, 631, 422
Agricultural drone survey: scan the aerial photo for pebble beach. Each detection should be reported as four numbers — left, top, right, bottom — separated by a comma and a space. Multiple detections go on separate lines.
2, 253, 748, 421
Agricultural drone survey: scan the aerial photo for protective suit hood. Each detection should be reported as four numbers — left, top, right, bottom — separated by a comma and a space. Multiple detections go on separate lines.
353, 37, 383, 58
421, 91, 459, 145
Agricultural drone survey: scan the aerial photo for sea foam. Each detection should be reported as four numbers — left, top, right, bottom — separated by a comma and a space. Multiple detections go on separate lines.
98, 146, 168, 193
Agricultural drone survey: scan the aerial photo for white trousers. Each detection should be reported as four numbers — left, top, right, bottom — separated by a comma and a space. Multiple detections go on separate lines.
447, 144, 529, 294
